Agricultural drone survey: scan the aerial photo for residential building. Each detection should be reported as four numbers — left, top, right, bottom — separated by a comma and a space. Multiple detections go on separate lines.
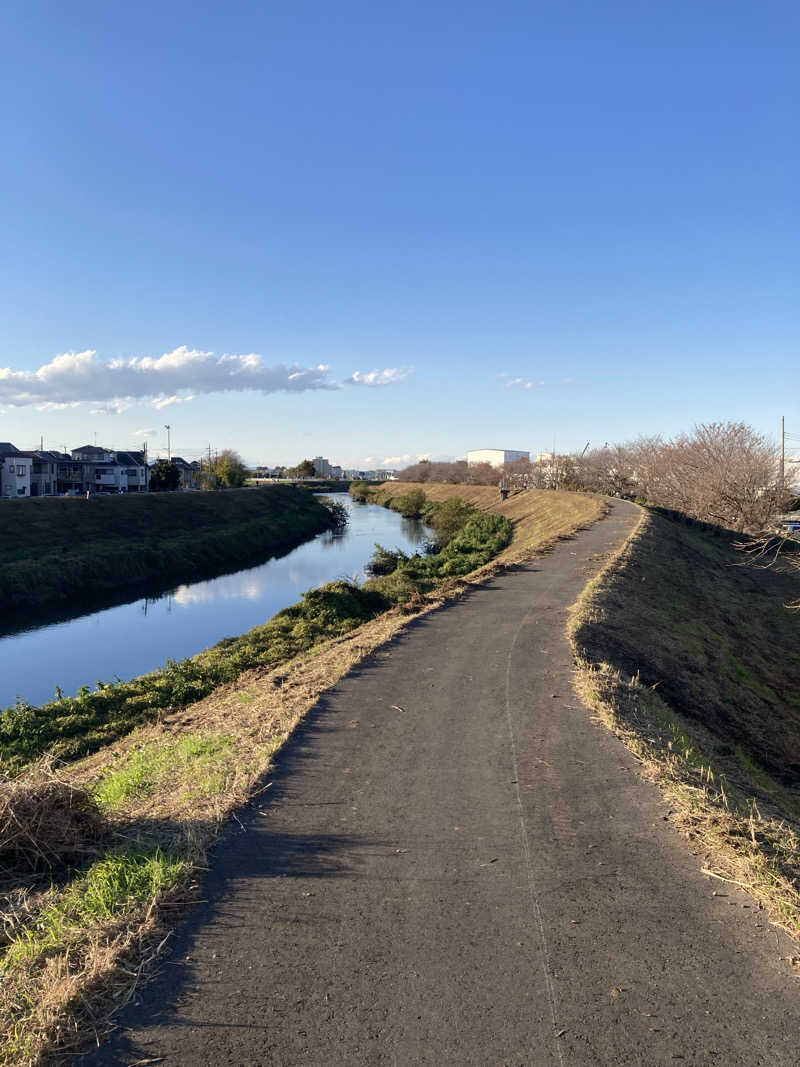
466, 449, 530, 468
113, 451, 149, 493
171, 457, 201, 489
0, 442, 149, 497
64, 446, 149, 494
26, 451, 61, 496
0, 444, 32, 498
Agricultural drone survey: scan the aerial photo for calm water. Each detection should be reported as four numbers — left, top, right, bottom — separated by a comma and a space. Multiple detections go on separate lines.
0, 495, 427, 709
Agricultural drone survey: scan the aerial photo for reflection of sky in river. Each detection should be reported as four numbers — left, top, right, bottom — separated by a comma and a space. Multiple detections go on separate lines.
0, 495, 428, 708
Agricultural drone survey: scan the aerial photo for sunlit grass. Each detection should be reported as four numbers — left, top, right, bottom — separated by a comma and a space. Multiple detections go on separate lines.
2, 850, 185, 969
95, 733, 234, 810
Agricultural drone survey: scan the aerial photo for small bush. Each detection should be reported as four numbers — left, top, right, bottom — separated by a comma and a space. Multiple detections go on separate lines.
388, 487, 427, 518
427, 498, 476, 545
366, 544, 409, 576
349, 480, 371, 502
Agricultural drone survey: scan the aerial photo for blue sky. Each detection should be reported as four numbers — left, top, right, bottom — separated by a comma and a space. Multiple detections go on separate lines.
1, 1, 797, 467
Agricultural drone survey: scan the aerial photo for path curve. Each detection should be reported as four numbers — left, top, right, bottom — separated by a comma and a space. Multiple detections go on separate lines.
84, 501, 800, 1066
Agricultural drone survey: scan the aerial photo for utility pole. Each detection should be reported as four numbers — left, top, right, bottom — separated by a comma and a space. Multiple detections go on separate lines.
164, 424, 171, 462
780, 415, 785, 495
552, 437, 557, 491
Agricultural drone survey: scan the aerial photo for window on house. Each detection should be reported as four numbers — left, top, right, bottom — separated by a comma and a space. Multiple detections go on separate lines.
16, 465, 25, 476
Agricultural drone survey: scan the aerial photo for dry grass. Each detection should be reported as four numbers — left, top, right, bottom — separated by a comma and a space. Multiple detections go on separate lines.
570, 507, 800, 939
382, 482, 606, 564
0, 764, 106, 884
1, 487, 604, 1064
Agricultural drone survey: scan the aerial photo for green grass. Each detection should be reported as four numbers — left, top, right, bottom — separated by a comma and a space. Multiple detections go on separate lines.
0, 493, 512, 776
95, 734, 235, 810
0, 486, 335, 612
573, 508, 800, 795
2, 850, 185, 968
0, 581, 390, 775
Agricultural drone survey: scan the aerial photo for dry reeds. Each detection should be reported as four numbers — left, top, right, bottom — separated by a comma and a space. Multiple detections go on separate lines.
0, 762, 106, 882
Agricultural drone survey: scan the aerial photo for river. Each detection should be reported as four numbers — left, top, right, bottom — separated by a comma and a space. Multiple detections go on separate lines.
0, 494, 427, 710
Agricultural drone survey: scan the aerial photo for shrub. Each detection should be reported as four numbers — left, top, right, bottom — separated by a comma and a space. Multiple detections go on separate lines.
349, 480, 371, 502
366, 544, 409, 576
388, 487, 427, 518
427, 498, 475, 545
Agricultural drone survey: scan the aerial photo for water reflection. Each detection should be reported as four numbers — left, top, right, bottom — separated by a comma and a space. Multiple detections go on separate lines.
0, 495, 430, 708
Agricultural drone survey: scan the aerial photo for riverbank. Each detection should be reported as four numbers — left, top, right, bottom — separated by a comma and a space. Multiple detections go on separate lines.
570, 506, 800, 937
0, 487, 603, 1064
0, 487, 336, 614
356, 479, 607, 565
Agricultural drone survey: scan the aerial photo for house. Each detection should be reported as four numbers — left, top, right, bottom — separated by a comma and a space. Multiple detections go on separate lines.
0, 443, 32, 499
67, 445, 148, 493
0, 442, 150, 497
170, 457, 200, 489
26, 450, 62, 496
57, 445, 149, 494
114, 451, 149, 493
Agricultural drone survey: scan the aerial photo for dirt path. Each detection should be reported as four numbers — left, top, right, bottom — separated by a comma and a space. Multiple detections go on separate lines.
84, 502, 800, 1065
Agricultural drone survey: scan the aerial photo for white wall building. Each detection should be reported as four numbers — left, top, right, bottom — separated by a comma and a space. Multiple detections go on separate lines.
0, 446, 32, 498
466, 448, 530, 468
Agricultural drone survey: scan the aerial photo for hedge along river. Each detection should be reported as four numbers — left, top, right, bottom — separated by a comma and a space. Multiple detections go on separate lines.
0, 494, 429, 710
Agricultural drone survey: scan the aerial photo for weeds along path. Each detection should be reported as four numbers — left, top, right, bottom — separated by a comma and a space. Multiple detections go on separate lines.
83, 500, 800, 1067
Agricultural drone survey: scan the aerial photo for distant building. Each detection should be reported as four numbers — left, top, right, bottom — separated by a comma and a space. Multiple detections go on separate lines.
0, 443, 32, 498
70, 446, 149, 494
312, 456, 333, 478
0, 442, 149, 498
309, 457, 347, 479
171, 457, 201, 489
25, 451, 62, 497
466, 449, 530, 468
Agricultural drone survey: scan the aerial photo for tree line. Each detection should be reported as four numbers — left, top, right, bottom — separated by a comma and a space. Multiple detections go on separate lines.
398, 422, 793, 534
149, 449, 248, 491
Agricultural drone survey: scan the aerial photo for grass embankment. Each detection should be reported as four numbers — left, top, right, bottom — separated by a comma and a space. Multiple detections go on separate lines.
0, 486, 335, 613
0, 487, 601, 1064
354, 480, 606, 564
570, 507, 800, 937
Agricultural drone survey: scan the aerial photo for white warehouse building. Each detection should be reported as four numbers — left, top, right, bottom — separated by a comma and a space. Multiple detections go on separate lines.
466, 448, 530, 468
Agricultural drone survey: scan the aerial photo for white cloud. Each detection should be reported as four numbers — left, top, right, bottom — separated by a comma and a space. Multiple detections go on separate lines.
0, 346, 341, 409
381, 452, 431, 467
133, 428, 157, 438
34, 400, 82, 411
151, 393, 195, 409
89, 401, 132, 415
502, 375, 576, 390
346, 368, 410, 387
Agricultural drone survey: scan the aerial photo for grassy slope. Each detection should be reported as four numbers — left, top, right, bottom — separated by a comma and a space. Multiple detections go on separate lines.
571, 507, 800, 933
377, 482, 605, 563
0, 487, 333, 610
0, 487, 603, 1065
